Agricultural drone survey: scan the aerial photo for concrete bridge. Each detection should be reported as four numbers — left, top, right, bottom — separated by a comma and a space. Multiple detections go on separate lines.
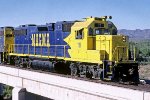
0, 65, 150, 100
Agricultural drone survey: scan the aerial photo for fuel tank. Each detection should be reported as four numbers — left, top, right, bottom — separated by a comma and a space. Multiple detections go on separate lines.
31, 60, 54, 71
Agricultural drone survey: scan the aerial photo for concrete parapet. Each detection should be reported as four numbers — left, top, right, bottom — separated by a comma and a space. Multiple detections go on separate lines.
0, 65, 150, 100
144, 92, 150, 100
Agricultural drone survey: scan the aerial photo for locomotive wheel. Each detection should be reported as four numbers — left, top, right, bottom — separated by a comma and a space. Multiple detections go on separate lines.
79, 65, 86, 78
15, 57, 20, 67
9, 56, 15, 65
85, 66, 93, 79
27, 59, 31, 69
19, 57, 24, 68
70, 63, 79, 76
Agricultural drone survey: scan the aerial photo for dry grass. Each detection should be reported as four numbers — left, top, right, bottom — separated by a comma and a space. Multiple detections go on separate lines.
139, 64, 150, 80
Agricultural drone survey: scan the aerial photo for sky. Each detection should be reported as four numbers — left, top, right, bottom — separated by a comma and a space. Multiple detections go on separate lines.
0, 0, 149, 29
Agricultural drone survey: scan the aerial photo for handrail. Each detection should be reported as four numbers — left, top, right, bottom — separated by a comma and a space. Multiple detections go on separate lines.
7, 44, 68, 58
112, 46, 128, 62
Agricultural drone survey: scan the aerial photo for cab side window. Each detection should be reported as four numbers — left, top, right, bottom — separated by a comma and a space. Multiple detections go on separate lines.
95, 23, 104, 28
95, 29, 102, 35
95, 29, 110, 35
88, 27, 94, 36
76, 29, 84, 39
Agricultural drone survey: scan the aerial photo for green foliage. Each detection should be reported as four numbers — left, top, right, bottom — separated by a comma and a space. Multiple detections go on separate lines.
129, 39, 150, 63
3, 85, 13, 99
130, 40, 150, 56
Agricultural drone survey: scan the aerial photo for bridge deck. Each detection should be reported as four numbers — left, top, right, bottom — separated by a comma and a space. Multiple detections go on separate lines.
0, 65, 150, 100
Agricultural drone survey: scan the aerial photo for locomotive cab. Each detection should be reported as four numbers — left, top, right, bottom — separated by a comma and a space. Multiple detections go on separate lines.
65, 16, 120, 63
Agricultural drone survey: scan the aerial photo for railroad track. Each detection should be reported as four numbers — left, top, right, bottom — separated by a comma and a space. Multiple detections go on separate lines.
1, 63, 150, 92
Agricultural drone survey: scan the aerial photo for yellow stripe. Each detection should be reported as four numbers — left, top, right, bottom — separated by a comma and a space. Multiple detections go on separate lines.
8, 53, 103, 64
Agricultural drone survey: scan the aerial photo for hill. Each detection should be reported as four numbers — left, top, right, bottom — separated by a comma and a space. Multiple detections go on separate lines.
118, 29, 150, 41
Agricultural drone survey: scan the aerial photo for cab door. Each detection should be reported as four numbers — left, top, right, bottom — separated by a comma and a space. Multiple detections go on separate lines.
87, 27, 96, 50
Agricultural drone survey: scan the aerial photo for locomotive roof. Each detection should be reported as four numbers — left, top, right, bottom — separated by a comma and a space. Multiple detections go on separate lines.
55, 21, 75, 24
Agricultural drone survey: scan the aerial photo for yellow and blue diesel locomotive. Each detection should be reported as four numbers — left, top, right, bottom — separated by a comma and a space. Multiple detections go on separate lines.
0, 16, 139, 83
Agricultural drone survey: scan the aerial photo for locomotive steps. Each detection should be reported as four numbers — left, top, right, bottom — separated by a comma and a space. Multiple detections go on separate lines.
0, 65, 150, 100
